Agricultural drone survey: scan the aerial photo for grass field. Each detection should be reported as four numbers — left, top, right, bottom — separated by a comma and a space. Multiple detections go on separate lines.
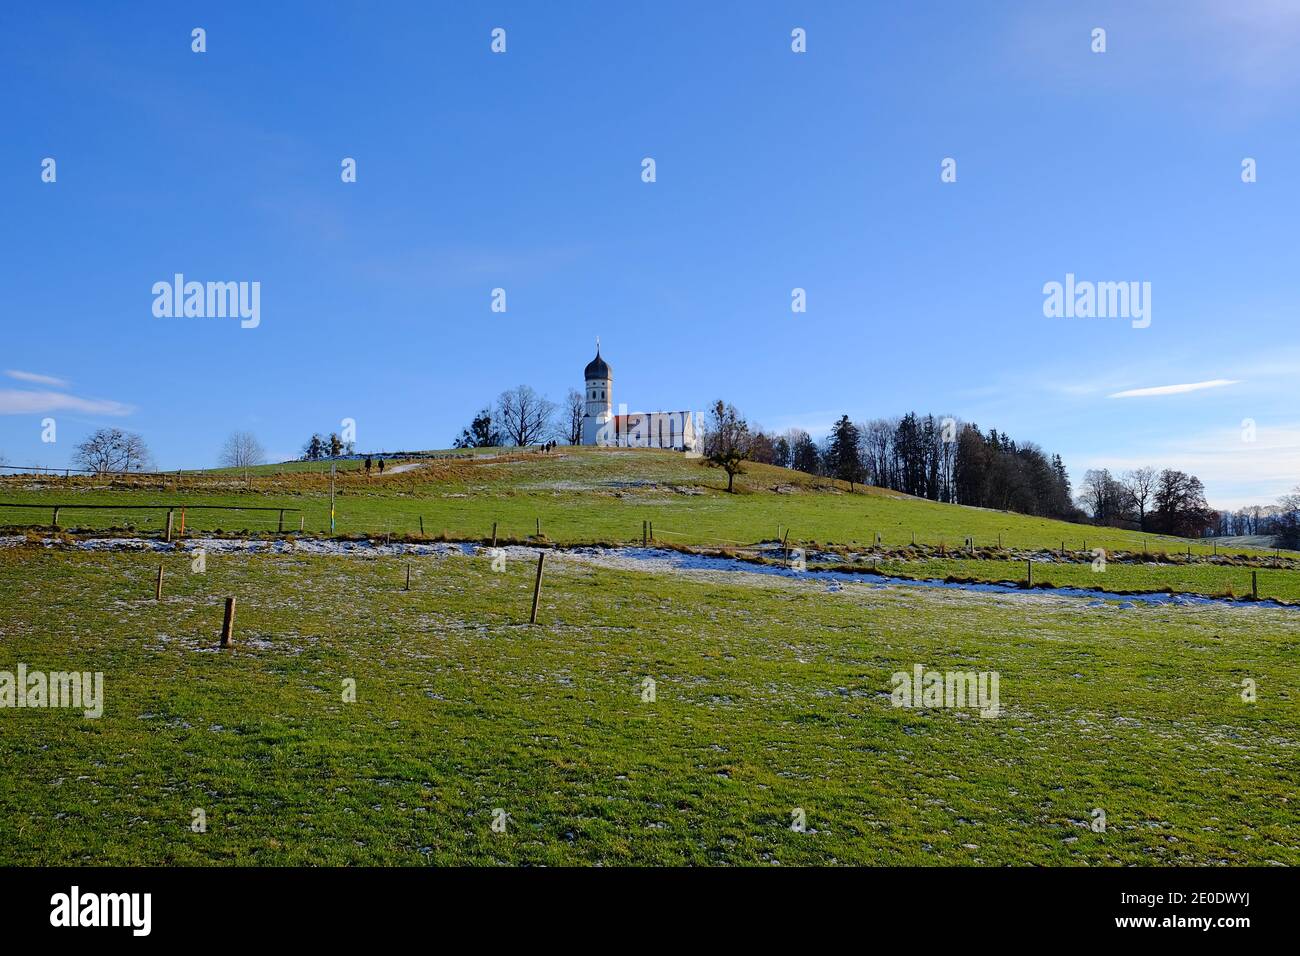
3, 448, 1297, 608
2, 447, 1289, 558
3, 449, 1296, 867
1, 544, 1296, 865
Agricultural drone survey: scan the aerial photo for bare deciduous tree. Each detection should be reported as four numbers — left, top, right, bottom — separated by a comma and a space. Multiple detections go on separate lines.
220, 431, 266, 483
74, 428, 154, 474
565, 388, 585, 445
496, 385, 556, 447
1121, 466, 1158, 531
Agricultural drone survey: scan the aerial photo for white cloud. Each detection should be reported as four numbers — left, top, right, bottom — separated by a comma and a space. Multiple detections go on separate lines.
5, 369, 70, 388
0, 390, 134, 417
1108, 379, 1238, 399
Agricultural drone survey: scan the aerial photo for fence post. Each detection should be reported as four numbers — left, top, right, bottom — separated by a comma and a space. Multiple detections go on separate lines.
1252, 570, 1258, 600
165, 510, 174, 543
491, 522, 498, 548
529, 552, 546, 624
52, 507, 60, 530
220, 597, 236, 648
156, 564, 164, 601
649, 521, 653, 542
536, 517, 541, 538
406, 563, 411, 591
420, 516, 425, 536
179, 507, 186, 536
643, 520, 647, 547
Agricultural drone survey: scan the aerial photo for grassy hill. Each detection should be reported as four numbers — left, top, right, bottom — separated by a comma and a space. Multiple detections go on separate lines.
0, 446, 1277, 558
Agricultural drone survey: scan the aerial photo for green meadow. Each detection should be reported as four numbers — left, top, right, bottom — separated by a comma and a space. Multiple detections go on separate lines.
1, 447, 1288, 558
1, 545, 1297, 866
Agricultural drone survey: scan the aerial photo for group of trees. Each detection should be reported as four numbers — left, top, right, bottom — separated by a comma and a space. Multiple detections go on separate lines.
454, 385, 561, 448
301, 432, 355, 460
1213, 487, 1300, 549
1078, 466, 1216, 537
733, 412, 1078, 519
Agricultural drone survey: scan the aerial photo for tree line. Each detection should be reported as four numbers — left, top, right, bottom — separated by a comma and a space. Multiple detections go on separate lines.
453, 385, 585, 448
728, 412, 1078, 520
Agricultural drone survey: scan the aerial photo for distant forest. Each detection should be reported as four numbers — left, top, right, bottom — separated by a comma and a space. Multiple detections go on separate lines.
734, 409, 1297, 546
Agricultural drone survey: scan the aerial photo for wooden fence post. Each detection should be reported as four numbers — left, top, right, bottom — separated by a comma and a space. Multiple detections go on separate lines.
300, 515, 304, 531
1026, 560, 1032, 586
220, 597, 236, 648
179, 507, 186, 536
649, 521, 653, 542
52, 507, 60, 530
643, 520, 647, 547
491, 522, 498, 548
165, 509, 174, 543
530, 552, 546, 625
536, 517, 541, 538
156, 565, 164, 601
419, 516, 425, 535
1252, 570, 1258, 600
278, 509, 285, 533
406, 563, 411, 591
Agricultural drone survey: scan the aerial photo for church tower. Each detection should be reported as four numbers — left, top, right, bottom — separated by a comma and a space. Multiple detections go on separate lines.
581, 341, 612, 445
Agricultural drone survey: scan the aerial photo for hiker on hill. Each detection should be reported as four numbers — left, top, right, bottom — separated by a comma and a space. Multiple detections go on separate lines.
365, 456, 372, 475
377, 458, 385, 474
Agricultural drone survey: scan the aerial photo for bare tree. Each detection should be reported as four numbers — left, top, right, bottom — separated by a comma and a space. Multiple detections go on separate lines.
565, 388, 585, 445
703, 400, 752, 493
496, 385, 556, 447
122, 432, 154, 472
74, 428, 154, 474
1121, 466, 1158, 531
220, 431, 266, 483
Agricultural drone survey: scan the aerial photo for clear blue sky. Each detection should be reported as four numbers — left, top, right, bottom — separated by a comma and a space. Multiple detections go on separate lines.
2, 1, 1298, 509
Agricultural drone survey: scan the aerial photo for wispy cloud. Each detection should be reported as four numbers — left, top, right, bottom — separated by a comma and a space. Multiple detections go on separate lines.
5, 369, 70, 388
1108, 379, 1239, 399
0, 390, 134, 417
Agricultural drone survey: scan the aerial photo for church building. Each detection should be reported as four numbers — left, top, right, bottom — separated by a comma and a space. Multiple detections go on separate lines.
580, 344, 699, 453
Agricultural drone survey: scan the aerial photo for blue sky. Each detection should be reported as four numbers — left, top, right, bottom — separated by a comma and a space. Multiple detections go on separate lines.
2, 1, 1298, 509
